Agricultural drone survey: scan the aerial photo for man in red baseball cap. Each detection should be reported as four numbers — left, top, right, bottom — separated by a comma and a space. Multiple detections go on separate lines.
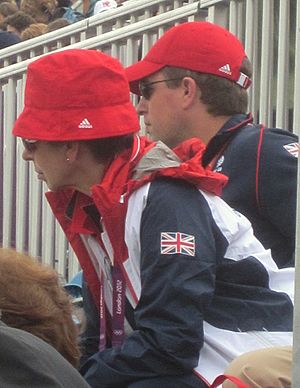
126, 21, 296, 386
125, 21, 297, 270
13, 48, 293, 388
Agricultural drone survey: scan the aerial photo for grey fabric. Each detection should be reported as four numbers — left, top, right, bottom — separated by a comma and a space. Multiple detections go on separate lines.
0, 321, 90, 388
132, 141, 181, 179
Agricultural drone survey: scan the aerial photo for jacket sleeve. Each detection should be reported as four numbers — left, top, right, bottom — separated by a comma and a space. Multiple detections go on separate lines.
219, 125, 297, 268
258, 128, 298, 241
81, 179, 224, 387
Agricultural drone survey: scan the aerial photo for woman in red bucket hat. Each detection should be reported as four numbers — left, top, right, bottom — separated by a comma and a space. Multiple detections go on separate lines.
13, 49, 293, 388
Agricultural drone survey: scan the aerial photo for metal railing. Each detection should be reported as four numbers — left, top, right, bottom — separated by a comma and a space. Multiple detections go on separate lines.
0, 0, 197, 68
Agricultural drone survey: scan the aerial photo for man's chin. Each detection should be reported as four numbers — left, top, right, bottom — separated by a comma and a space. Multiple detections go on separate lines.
146, 131, 155, 141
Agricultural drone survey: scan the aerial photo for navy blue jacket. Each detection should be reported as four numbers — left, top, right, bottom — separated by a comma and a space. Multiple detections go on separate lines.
203, 114, 298, 268
79, 178, 293, 386
47, 138, 293, 386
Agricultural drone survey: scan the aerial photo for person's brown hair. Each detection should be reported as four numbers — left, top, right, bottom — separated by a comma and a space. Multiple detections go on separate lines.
0, 248, 80, 367
82, 134, 134, 163
0, 2, 18, 18
4, 11, 36, 34
44, 17, 70, 33
20, 0, 57, 23
162, 57, 253, 116
21, 22, 47, 39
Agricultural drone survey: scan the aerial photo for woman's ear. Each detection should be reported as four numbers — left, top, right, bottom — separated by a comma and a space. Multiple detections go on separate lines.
65, 141, 80, 162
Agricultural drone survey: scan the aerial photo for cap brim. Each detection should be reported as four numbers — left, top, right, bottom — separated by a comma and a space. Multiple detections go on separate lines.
125, 60, 165, 95
13, 102, 140, 141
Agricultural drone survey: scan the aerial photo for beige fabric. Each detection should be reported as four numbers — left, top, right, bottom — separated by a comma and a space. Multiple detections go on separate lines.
222, 347, 292, 388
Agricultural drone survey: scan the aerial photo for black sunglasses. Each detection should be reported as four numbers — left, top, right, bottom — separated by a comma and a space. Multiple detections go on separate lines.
139, 78, 183, 100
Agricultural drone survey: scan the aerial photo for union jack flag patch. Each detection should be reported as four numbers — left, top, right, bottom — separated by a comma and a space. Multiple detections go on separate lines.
160, 232, 195, 257
283, 142, 299, 158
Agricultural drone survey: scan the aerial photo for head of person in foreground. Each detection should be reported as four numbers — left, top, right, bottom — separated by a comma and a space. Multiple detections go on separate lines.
0, 247, 80, 367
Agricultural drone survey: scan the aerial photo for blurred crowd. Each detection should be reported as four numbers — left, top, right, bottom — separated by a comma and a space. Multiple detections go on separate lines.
0, 0, 126, 49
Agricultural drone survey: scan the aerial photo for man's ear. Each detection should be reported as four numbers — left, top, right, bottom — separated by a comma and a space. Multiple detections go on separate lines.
181, 77, 199, 109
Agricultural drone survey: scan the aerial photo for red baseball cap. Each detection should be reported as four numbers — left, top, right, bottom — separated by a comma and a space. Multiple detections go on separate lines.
125, 21, 251, 95
13, 49, 140, 141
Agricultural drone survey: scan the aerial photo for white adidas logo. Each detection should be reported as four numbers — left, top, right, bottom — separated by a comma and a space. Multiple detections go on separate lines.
78, 118, 93, 129
218, 64, 232, 75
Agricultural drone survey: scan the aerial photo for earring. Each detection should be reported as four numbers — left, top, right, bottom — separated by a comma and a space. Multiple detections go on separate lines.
66, 157, 70, 162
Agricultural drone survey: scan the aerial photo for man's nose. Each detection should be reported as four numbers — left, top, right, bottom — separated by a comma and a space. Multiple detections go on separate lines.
136, 97, 148, 115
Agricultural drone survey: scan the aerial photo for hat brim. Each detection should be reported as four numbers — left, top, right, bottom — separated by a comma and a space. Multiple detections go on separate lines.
13, 102, 140, 141
125, 60, 165, 95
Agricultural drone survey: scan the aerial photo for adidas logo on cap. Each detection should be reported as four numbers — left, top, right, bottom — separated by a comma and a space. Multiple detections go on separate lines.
78, 118, 93, 129
218, 64, 232, 75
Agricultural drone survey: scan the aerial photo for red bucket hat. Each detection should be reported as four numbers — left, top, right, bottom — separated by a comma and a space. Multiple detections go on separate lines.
13, 49, 140, 141
125, 21, 251, 95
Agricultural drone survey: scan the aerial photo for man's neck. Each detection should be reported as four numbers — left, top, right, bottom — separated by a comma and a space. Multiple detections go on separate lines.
190, 113, 231, 145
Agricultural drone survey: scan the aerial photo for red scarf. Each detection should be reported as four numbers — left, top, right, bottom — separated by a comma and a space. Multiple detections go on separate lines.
91, 135, 227, 270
